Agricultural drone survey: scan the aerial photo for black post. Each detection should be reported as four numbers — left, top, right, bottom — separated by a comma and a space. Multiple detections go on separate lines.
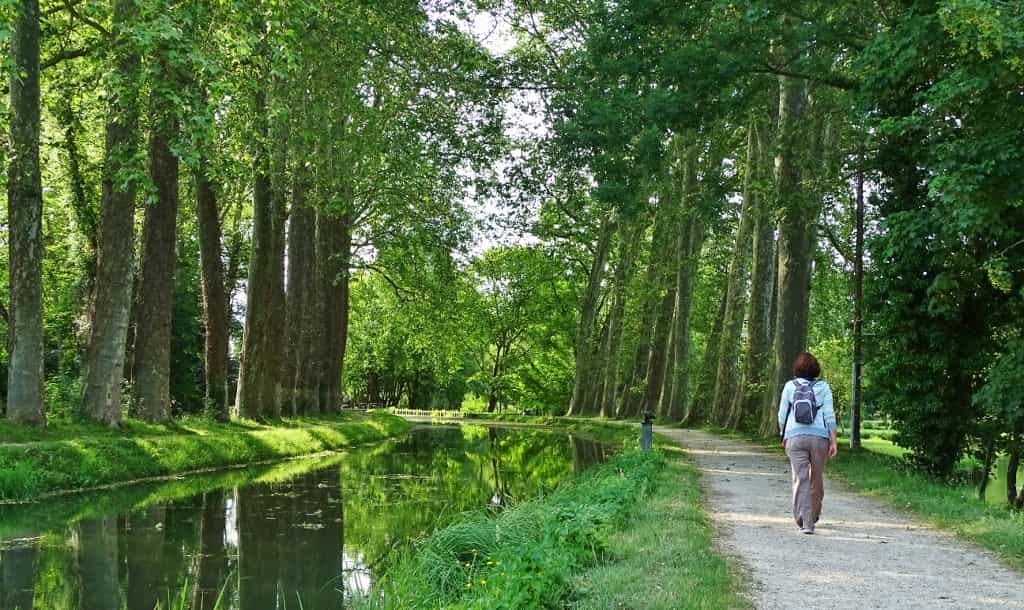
641, 411, 653, 451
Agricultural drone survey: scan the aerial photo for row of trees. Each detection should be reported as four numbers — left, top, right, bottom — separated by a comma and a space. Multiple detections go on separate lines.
4, 0, 1023, 508
507, 0, 1022, 506
2, 1, 502, 424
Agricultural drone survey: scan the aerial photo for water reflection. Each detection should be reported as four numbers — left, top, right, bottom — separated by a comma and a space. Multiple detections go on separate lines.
0, 425, 610, 609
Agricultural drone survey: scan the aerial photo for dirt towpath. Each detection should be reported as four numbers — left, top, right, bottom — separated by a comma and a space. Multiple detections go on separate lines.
656, 427, 1023, 610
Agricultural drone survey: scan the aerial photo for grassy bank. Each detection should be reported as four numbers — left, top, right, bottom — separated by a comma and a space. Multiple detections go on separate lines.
353, 448, 747, 610
0, 411, 410, 502
828, 444, 1024, 572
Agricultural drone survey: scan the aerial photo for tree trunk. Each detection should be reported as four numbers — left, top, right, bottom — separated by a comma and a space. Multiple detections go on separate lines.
759, 74, 813, 436
81, 0, 141, 426
643, 284, 676, 416
567, 212, 615, 416
617, 202, 674, 418
58, 96, 99, 305
235, 80, 283, 419
665, 146, 704, 422
1007, 431, 1022, 508
284, 177, 315, 415
599, 220, 644, 417
728, 122, 775, 431
710, 121, 759, 427
683, 289, 726, 426
316, 210, 352, 413
850, 152, 865, 449
6, 0, 45, 424
196, 167, 230, 421
132, 121, 179, 423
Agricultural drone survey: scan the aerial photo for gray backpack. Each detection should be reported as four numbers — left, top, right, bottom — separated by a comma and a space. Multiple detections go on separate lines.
789, 379, 819, 425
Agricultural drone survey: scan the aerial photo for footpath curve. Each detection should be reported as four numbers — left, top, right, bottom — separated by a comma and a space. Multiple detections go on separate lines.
656, 427, 1023, 610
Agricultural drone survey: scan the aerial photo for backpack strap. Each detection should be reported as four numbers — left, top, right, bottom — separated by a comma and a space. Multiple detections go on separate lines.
781, 379, 795, 438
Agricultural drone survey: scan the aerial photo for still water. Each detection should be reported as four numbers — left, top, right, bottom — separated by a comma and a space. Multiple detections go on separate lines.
0, 424, 611, 609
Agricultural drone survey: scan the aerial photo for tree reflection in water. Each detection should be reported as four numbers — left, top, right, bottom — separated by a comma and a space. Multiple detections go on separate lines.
0, 425, 611, 609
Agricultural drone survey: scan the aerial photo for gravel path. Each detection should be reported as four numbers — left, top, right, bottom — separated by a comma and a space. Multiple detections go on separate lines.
656, 427, 1023, 610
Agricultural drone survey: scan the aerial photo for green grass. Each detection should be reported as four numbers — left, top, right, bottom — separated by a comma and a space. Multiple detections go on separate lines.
0, 411, 410, 502
351, 446, 746, 610
568, 447, 750, 610
828, 446, 1024, 571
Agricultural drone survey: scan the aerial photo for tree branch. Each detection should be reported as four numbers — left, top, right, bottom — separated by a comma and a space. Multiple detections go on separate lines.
751, 65, 858, 91
62, 0, 110, 38
820, 222, 853, 264
42, 42, 100, 70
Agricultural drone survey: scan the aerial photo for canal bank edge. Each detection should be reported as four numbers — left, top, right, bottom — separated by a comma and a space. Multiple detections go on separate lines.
0, 411, 411, 503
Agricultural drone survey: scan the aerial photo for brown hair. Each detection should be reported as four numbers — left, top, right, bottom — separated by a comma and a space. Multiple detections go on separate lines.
792, 352, 821, 379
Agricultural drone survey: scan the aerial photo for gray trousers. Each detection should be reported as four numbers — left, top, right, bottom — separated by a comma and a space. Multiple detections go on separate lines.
785, 435, 829, 529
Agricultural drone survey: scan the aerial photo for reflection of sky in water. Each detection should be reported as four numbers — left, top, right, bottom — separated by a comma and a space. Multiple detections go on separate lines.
225, 494, 239, 549
343, 551, 373, 601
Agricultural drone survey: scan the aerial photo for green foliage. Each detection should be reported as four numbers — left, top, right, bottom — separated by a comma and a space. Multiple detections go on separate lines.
353, 449, 666, 609
861, 0, 1024, 475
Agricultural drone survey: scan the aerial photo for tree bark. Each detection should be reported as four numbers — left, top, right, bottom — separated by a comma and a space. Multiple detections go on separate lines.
850, 151, 865, 449
81, 0, 141, 426
196, 167, 230, 421
665, 147, 705, 422
567, 212, 614, 416
284, 176, 315, 414
132, 120, 179, 423
710, 121, 759, 427
643, 281, 676, 417
599, 220, 644, 418
1007, 431, 1022, 508
235, 79, 286, 419
617, 202, 674, 418
728, 121, 776, 431
759, 73, 814, 436
6, 0, 45, 424
315, 210, 352, 412
683, 289, 726, 426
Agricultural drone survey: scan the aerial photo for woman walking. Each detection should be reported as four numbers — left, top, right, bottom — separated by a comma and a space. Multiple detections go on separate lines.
778, 352, 837, 534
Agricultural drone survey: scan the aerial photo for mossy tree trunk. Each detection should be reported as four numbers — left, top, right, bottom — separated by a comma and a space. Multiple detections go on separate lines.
6, 0, 45, 424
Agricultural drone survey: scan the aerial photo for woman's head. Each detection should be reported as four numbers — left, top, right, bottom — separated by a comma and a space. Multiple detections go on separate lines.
792, 352, 821, 379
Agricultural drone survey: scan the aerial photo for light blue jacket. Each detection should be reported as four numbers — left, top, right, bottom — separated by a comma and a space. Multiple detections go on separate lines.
777, 378, 836, 440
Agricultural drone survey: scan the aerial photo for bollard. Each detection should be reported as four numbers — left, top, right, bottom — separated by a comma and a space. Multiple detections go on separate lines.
641, 411, 653, 451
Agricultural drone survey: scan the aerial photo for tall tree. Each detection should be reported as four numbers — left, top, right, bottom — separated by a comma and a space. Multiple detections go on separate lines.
709, 122, 758, 426
81, 0, 142, 426
6, 0, 45, 424
567, 212, 614, 416
759, 71, 813, 436
132, 60, 182, 422
728, 119, 775, 430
